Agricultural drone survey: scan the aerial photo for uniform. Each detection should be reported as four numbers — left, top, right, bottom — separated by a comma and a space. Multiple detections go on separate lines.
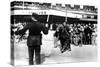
15, 13, 48, 65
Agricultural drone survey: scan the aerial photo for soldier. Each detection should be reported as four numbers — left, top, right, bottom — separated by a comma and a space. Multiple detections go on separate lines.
15, 13, 48, 65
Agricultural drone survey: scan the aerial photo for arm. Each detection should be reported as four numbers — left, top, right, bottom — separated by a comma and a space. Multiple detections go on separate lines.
15, 24, 29, 35
54, 31, 60, 37
42, 24, 48, 35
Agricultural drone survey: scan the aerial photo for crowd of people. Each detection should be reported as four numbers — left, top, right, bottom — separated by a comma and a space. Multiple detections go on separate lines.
70, 23, 97, 46
53, 22, 97, 53
11, 21, 97, 53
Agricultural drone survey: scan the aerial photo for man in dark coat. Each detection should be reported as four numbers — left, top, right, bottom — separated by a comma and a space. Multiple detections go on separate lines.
15, 13, 48, 65
84, 25, 93, 45
56, 22, 71, 53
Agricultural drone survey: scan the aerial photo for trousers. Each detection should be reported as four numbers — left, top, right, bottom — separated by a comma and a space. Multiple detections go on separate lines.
28, 45, 41, 65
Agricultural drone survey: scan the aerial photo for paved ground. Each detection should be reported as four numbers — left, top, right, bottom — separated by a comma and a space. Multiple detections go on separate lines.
13, 31, 98, 66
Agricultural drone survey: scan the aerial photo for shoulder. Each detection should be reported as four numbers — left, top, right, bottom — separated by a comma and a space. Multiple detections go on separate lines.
37, 22, 44, 28
26, 23, 32, 27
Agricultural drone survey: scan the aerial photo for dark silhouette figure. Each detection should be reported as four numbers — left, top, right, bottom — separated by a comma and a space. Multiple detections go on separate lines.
15, 13, 48, 65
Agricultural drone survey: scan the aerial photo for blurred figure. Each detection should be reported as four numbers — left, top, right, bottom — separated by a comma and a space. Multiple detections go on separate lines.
84, 24, 93, 45
54, 24, 63, 48
15, 13, 48, 65
58, 22, 71, 53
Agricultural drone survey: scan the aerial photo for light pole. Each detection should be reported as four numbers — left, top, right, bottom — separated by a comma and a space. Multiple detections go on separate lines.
65, 5, 67, 22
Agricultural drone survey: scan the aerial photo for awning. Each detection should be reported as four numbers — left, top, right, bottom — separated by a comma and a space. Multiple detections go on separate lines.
11, 15, 97, 24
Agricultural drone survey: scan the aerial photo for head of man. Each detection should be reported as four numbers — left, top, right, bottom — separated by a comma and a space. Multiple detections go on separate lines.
63, 22, 66, 26
31, 13, 39, 21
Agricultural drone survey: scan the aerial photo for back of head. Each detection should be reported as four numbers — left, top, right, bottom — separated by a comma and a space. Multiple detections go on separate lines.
32, 13, 39, 20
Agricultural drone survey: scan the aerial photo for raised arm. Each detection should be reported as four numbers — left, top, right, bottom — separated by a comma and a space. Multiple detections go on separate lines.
41, 24, 48, 35
15, 24, 29, 35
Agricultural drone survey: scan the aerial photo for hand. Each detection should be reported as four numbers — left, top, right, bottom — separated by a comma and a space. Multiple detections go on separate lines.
45, 24, 49, 28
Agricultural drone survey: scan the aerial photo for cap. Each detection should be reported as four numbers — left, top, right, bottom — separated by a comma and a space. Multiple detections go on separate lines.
32, 13, 39, 19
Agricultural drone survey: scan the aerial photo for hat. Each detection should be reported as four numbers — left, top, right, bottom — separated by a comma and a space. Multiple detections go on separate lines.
32, 13, 39, 19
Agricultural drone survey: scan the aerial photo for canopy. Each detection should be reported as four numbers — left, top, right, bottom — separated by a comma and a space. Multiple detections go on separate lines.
11, 15, 97, 24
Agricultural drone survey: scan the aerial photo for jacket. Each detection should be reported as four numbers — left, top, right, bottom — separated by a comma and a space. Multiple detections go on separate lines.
15, 21, 48, 46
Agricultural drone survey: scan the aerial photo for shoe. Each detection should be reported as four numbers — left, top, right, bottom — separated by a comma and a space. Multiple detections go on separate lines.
54, 46, 57, 48
29, 63, 34, 65
61, 48, 67, 53
68, 48, 71, 51
61, 50, 64, 53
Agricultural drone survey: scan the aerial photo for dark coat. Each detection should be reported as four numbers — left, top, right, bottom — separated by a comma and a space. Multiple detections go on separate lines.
15, 21, 48, 46
84, 27, 93, 36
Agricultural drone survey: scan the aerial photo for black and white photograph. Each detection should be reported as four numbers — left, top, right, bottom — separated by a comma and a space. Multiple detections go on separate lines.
10, 0, 98, 66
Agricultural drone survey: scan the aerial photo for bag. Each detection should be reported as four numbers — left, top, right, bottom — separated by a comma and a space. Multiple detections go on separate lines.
27, 36, 41, 46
